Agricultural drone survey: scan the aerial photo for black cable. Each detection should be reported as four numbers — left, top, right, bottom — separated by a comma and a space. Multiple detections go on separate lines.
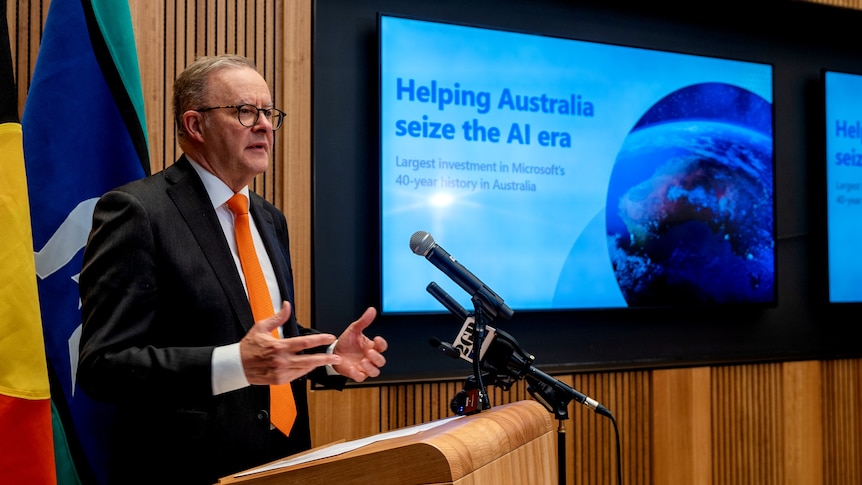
470, 295, 491, 412
606, 410, 623, 485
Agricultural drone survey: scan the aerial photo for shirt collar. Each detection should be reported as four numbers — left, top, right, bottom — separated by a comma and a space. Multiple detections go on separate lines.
186, 156, 249, 209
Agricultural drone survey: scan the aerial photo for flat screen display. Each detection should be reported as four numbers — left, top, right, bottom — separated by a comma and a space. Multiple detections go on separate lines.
824, 70, 862, 303
379, 15, 776, 315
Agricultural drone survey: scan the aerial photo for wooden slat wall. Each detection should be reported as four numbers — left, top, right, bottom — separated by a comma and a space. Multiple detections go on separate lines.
821, 359, 862, 485
8, 1, 862, 483
127, 0, 279, 195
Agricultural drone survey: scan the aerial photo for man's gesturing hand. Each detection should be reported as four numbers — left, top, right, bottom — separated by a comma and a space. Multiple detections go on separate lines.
332, 307, 388, 382
239, 302, 342, 385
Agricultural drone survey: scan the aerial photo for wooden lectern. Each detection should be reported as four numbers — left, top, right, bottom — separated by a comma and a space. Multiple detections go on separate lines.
217, 400, 556, 485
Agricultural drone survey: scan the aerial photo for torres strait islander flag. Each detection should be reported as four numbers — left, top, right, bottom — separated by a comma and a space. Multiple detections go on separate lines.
21, 0, 149, 483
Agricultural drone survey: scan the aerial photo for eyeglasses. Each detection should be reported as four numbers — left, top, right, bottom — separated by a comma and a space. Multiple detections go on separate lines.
195, 104, 285, 130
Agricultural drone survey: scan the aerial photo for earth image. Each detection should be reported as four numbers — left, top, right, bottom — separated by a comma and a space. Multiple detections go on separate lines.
605, 83, 775, 306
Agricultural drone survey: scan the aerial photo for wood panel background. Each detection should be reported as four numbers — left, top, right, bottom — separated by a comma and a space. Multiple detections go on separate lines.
7, 0, 862, 483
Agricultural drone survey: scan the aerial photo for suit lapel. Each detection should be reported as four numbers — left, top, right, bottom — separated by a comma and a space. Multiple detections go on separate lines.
164, 157, 256, 332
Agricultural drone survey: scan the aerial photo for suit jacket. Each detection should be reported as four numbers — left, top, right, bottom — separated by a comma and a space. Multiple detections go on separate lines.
78, 156, 345, 485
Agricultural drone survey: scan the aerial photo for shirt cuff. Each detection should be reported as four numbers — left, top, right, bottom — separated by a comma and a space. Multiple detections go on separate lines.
326, 339, 339, 376
212, 343, 250, 395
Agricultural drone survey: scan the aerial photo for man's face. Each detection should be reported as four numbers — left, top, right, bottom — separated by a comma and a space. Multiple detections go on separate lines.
199, 67, 275, 190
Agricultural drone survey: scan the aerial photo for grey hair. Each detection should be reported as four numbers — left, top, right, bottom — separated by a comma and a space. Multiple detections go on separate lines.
172, 55, 259, 142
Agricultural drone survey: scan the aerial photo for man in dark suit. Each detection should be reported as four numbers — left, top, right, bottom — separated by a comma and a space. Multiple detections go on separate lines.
77, 55, 388, 485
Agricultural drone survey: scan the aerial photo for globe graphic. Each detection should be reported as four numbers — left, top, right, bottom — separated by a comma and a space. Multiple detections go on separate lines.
605, 83, 775, 306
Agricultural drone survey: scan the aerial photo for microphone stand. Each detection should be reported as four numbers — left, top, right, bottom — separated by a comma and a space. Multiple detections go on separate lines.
525, 373, 582, 485
525, 366, 613, 485
469, 294, 491, 413
426, 282, 616, 485
473, 329, 613, 485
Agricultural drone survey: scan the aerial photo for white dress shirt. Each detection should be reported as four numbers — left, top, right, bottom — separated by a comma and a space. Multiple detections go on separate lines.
187, 159, 282, 395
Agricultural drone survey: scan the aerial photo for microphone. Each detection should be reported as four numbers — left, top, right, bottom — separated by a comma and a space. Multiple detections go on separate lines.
428, 337, 492, 416
410, 231, 514, 320
526, 366, 612, 418
428, 337, 461, 360
419, 243, 608, 418
427, 281, 469, 322
483, 330, 611, 417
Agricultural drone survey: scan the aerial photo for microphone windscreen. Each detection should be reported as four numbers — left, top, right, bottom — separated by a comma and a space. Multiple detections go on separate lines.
409, 230, 435, 256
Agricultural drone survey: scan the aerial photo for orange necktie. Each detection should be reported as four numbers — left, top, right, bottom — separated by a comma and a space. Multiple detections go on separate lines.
227, 193, 297, 435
